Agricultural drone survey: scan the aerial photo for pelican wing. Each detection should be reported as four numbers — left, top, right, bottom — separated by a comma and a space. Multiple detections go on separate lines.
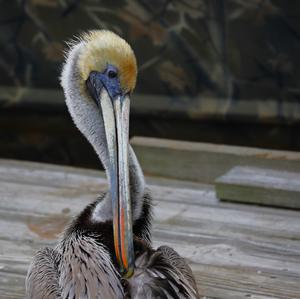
58, 233, 124, 299
126, 243, 200, 299
158, 246, 200, 298
26, 247, 61, 299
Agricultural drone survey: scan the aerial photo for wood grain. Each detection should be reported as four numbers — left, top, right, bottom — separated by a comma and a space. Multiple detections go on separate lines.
0, 159, 300, 299
131, 137, 300, 184
216, 166, 300, 208
1, 86, 300, 123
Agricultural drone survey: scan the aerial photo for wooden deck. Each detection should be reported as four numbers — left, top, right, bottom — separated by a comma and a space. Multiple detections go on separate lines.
0, 158, 300, 299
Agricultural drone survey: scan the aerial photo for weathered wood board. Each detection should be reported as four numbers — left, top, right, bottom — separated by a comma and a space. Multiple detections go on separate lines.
0, 159, 300, 299
216, 166, 300, 209
1, 86, 300, 123
131, 137, 300, 184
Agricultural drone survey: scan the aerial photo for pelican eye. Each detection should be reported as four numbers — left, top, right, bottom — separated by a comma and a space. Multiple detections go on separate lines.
108, 70, 117, 78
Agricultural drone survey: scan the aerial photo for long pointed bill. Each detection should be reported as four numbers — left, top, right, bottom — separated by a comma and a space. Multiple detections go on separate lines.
100, 88, 134, 278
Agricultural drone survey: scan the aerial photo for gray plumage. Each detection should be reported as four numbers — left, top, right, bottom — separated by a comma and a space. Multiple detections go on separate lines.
26, 241, 123, 299
26, 197, 200, 298
126, 240, 199, 299
26, 248, 60, 299
26, 235, 200, 299
25, 30, 200, 299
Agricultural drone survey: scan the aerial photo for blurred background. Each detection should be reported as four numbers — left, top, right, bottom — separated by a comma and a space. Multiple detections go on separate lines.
1, 0, 300, 169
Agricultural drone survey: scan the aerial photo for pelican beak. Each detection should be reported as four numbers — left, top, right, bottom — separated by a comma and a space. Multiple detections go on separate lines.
99, 88, 134, 278
86, 70, 134, 277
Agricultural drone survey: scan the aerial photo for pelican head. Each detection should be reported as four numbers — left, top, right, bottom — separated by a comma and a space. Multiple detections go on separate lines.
61, 30, 137, 277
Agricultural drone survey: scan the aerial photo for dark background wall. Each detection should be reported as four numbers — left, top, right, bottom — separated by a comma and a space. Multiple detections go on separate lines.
0, 0, 300, 168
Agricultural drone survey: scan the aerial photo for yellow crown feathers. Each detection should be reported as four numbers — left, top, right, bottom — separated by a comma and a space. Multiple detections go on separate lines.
78, 30, 137, 94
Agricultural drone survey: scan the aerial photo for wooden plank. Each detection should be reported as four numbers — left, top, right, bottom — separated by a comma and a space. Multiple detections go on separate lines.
1, 224, 300, 299
216, 166, 300, 208
191, 263, 300, 299
1, 223, 300, 299
3, 205, 300, 279
0, 158, 209, 196
1, 195, 300, 262
1, 160, 300, 298
1, 251, 300, 299
1, 193, 300, 265
1, 86, 300, 123
1, 176, 300, 240
1, 254, 298, 299
131, 136, 300, 184
0, 158, 105, 187
1, 160, 300, 248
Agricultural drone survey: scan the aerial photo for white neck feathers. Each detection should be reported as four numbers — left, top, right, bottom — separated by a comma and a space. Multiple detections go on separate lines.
61, 41, 145, 222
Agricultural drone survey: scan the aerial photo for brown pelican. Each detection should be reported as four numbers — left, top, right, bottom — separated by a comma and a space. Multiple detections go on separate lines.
26, 30, 200, 299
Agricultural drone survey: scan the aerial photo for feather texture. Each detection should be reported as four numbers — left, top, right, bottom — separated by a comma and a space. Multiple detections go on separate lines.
125, 240, 200, 299
26, 29, 200, 299
58, 233, 123, 299
26, 247, 60, 299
